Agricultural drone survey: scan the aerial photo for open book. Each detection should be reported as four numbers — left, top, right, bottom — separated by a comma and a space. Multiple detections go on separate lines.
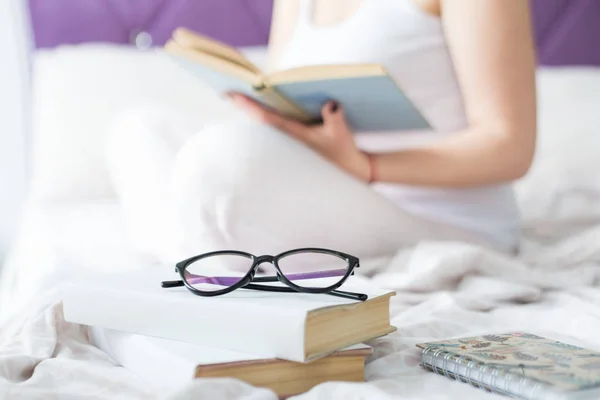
164, 28, 431, 132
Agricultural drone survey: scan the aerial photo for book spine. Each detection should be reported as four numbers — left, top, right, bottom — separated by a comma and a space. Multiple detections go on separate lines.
257, 86, 314, 123
420, 347, 548, 400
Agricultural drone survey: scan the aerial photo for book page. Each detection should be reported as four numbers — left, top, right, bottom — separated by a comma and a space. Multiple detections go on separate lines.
165, 40, 263, 88
267, 64, 386, 85
172, 27, 261, 74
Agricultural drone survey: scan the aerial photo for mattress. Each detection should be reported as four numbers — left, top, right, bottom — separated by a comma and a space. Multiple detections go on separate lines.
1, 66, 600, 399
1, 164, 600, 400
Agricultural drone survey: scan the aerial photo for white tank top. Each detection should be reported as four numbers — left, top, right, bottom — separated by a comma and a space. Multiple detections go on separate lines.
275, 0, 521, 252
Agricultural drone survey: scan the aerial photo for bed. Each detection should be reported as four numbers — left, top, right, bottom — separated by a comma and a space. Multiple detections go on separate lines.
1, 1, 600, 399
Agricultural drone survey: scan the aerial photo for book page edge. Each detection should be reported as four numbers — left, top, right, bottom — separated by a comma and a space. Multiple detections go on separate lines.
266, 64, 387, 85
164, 40, 263, 87
308, 291, 397, 315
195, 346, 373, 374
171, 27, 261, 74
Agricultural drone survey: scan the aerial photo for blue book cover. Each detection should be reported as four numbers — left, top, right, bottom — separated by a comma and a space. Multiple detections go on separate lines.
271, 73, 430, 132
164, 30, 431, 133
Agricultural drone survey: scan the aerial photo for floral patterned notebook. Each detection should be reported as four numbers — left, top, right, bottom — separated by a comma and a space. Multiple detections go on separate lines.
418, 333, 600, 399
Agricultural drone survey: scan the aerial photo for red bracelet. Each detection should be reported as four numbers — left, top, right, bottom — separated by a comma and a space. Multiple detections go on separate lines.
365, 152, 378, 183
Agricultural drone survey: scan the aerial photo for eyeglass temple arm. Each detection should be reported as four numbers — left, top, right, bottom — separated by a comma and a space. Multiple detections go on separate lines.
160, 280, 367, 301
161, 280, 185, 288
244, 283, 368, 301
252, 268, 351, 283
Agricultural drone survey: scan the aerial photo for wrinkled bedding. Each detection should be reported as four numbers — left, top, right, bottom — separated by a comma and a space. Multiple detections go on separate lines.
0, 199, 599, 399
1, 67, 600, 399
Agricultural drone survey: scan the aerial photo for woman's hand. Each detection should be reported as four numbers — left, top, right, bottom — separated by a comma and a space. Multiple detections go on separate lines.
229, 93, 371, 182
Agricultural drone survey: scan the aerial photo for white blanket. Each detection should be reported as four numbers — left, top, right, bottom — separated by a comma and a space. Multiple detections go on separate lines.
1, 214, 599, 400
1, 39, 599, 398
2, 67, 600, 399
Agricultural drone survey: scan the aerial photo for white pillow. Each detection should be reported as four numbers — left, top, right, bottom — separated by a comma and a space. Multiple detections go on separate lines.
29, 44, 268, 203
515, 67, 600, 223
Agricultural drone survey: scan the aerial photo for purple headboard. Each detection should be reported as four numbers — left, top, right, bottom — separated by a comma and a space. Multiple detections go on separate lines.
29, 0, 600, 66
29, 0, 274, 48
531, 0, 600, 66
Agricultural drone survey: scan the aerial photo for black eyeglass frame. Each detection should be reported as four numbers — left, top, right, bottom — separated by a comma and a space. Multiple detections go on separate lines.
161, 248, 367, 301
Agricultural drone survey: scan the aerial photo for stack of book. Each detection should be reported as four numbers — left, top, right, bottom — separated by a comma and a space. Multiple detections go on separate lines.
62, 267, 396, 398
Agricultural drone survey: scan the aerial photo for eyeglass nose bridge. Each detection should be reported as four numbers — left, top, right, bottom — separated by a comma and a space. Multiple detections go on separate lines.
254, 255, 276, 265
248, 255, 279, 278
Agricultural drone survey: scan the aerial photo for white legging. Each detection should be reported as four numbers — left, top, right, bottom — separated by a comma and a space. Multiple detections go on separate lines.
106, 108, 488, 271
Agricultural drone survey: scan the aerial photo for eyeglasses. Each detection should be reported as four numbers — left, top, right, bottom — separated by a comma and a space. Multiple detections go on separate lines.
161, 248, 367, 301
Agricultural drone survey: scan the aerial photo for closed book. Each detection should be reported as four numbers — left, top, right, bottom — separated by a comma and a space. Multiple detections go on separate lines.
62, 267, 395, 362
164, 27, 431, 132
91, 327, 371, 398
418, 332, 600, 400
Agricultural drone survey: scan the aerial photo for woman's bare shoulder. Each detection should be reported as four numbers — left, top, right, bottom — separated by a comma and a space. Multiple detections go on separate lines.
411, 0, 442, 16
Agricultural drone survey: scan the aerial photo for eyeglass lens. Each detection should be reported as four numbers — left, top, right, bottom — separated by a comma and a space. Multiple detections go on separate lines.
277, 252, 349, 289
183, 251, 350, 292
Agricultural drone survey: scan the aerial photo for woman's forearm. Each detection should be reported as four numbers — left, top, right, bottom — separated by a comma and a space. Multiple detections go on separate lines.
367, 0, 536, 189
369, 126, 536, 188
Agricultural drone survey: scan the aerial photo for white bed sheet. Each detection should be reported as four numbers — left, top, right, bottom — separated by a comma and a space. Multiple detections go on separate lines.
1, 201, 600, 400
1, 68, 600, 399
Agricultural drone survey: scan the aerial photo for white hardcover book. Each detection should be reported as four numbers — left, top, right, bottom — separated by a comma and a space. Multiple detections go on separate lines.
62, 267, 395, 362
91, 327, 212, 390
90, 327, 371, 392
